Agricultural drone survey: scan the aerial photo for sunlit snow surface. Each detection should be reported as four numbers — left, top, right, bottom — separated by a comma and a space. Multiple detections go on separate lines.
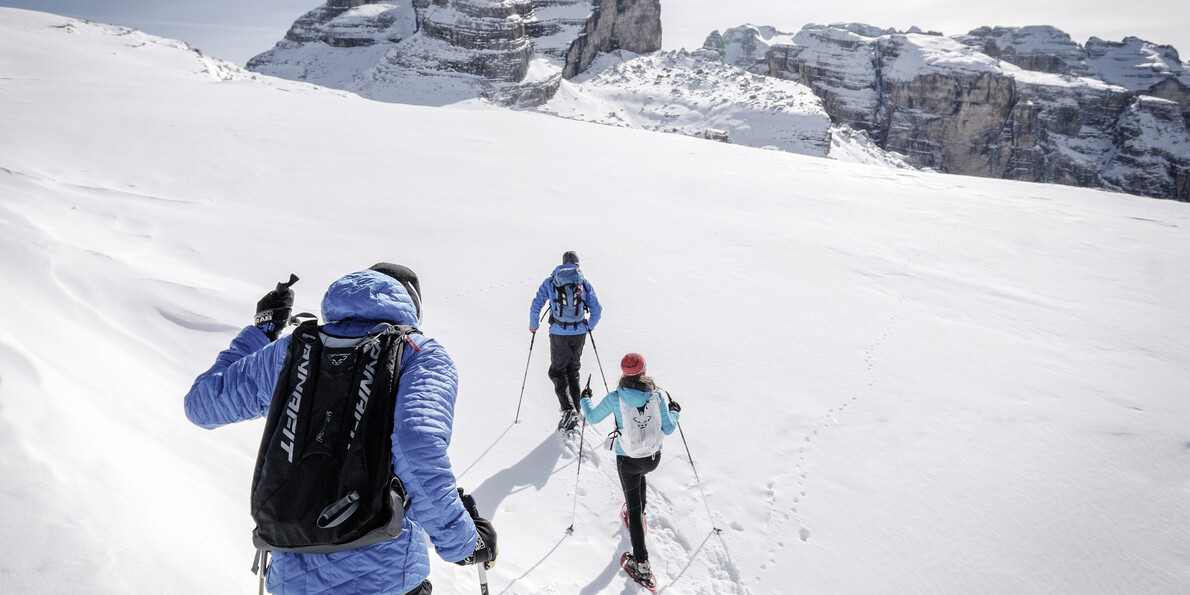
1, 9, 1189, 595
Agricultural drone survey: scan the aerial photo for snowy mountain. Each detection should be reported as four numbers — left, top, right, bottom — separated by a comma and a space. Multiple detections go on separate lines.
246, 0, 662, 106
718, 23, 1190, 201
246, 3, 1188, 200
2, 8, 1190, 594
539, 49, 833, 156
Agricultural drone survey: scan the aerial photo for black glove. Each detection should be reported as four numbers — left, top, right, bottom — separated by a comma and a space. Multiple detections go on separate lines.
581, 387, 593, 400
455, 489, 498, 566
254, 274, 298, 341
668, 398, 681, 413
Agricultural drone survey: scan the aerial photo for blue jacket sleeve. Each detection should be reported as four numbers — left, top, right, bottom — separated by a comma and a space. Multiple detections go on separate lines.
390, 336, 478, 563
658, 390, 679, 435
529, 278, 551, 331
583, 280, 601, 330
184, 326, 289, 429
581, 391, 620, 427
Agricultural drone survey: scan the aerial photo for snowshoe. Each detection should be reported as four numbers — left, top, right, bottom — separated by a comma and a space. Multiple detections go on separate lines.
621, 502, 648, 536
620, 552, 659, 593
557, 409, 579, 432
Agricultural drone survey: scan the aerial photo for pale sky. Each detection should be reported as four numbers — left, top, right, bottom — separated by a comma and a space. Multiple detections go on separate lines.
3, 0, 1186, 67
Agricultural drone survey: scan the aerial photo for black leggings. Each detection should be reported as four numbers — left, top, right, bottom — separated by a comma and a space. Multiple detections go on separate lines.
618, 453, 661, 562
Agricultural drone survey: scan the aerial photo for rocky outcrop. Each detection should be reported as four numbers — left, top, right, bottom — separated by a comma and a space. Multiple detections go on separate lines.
560, 0, 662, 78
708, 23, 1190, 200
247, 0, 661, 105
956, 26, 1091, 76
385, 0, 534, 82
766, 26, 883, 142
279, 0, 416, 47
1103, 96, 1190, 198
702, 25, 795, 74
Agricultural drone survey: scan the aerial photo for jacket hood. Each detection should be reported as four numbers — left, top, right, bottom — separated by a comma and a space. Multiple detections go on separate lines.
553, 263, 580, 275
321, 270, 420, 329
617, 386, 655, 408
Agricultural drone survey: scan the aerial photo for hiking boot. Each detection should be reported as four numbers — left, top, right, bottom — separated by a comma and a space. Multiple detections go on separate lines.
622, 552, 654, 587
557, 409, 579, 432
635, 557, 652, 580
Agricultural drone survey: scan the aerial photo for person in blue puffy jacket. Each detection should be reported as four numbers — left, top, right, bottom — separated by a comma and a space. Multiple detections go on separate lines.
529, 251, 602, 431
579, 352, 680, 589
184, 264, 495, 595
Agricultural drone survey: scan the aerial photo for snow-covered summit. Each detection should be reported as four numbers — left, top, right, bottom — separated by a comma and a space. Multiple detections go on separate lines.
878, 32, 1005, 82
701, 24, 796, 73
957, 25, 1093, 76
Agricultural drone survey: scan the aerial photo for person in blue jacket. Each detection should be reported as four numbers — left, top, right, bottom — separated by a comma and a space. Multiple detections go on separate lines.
184, 263, 495, 595
579, 352, 680, 589
529, 251, 602, 430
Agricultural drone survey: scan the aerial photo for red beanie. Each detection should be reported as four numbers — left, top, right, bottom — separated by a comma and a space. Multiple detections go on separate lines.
620, 352, 646, 377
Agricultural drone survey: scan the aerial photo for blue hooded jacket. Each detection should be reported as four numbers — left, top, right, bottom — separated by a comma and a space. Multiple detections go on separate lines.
529, 263, 602, 336
580, 386, 679, 457
184, 270, 478, 594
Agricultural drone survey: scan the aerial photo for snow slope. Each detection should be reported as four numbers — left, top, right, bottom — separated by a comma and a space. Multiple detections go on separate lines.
2, 8, 1189, 594
541, 49, 832, 157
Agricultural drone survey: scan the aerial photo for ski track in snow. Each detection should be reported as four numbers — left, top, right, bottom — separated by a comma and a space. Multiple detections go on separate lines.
466, 410, 747, 594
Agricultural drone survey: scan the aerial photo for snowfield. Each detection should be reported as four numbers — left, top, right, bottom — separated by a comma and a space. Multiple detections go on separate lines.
1, 9, 1189, 595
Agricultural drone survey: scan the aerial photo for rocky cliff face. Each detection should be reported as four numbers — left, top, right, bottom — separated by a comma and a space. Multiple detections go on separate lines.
712, 23, 1190, 201
956, 26, 1091, 76
958, 27, 1190, 118
247, 0, 661, 105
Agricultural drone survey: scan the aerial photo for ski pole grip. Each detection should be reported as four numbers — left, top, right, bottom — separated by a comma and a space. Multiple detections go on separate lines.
458, 488, 481, 519
276, 273, 299, 293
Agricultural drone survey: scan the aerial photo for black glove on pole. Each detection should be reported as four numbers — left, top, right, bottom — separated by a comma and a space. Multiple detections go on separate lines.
668, 397, 681, 413
455, 488, 498, 567
254, 273, 298, 341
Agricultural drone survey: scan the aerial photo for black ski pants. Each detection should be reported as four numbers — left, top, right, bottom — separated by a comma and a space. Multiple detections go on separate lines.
403, 579, 431, 595
548, 332, 586, 411
618, 452, 661, 563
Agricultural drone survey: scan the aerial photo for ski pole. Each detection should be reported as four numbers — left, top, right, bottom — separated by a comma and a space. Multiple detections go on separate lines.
678, 421, 720, 533
514, 331, 537, 424
252, 550, 269, 595
478, 562, 490, 595
586, 329, 610, 393
566, 376, 591, 533
515, 310, 550, 423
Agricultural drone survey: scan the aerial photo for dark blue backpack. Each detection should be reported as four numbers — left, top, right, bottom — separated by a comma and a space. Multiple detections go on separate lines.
550, 266, 587, 329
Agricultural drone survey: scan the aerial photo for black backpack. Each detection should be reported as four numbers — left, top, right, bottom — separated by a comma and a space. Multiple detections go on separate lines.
249, 320, 417, 554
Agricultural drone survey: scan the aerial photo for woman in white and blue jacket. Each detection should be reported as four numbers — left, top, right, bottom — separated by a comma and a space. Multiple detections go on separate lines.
579, 352, 680, 586
184, 265, 490, 595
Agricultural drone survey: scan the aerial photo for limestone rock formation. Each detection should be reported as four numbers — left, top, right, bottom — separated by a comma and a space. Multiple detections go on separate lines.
707, 23, 1190, 200
956, 26, 1091, 76
246, 0, 661, 106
